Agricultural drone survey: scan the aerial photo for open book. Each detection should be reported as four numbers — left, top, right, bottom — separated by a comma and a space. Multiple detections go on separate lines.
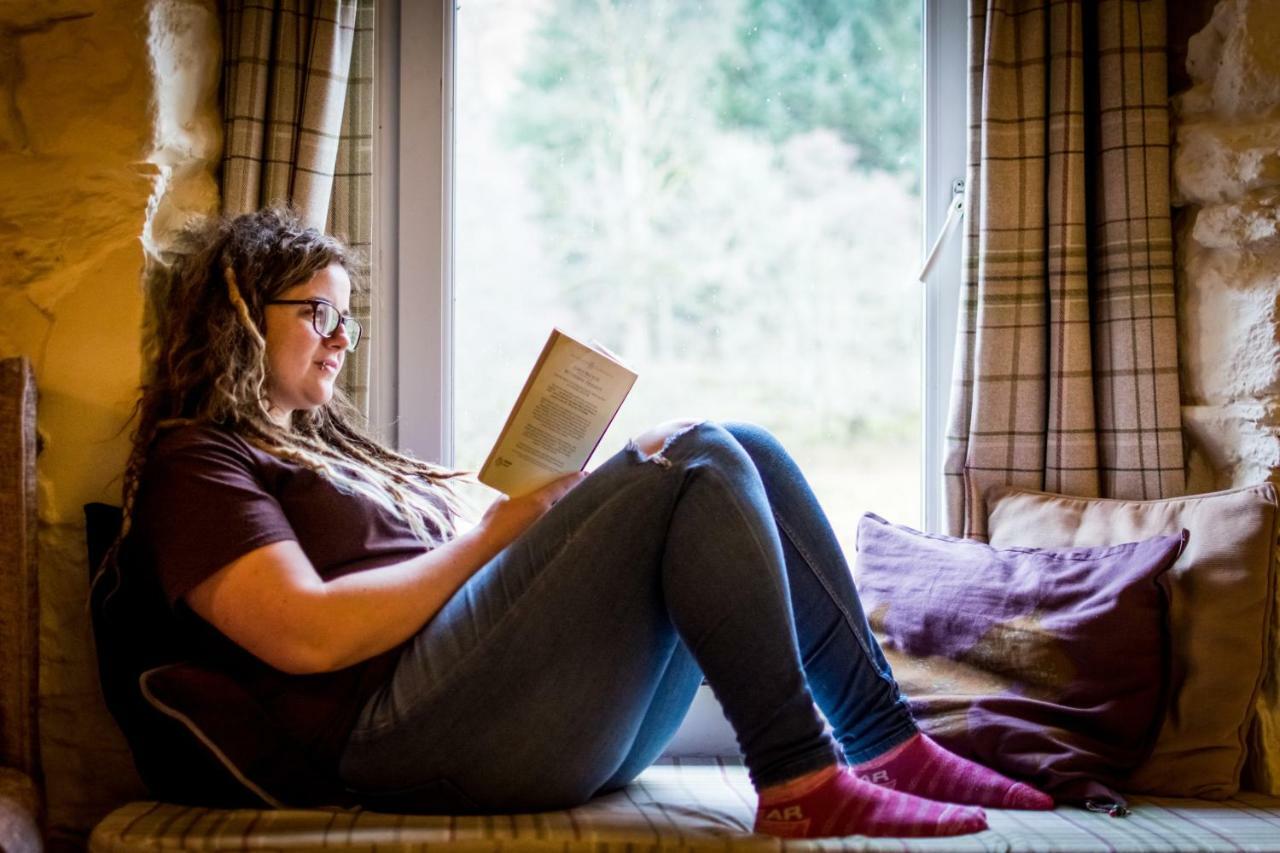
478, 328, 638, 497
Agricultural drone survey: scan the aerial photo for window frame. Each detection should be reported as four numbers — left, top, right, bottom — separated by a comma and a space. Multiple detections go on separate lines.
377, 0, 966, 530
921, 0, 967, 533
373, 0, 455, 458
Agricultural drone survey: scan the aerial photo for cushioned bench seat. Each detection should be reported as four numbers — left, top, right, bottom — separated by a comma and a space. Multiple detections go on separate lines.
89, 760, 1280, 852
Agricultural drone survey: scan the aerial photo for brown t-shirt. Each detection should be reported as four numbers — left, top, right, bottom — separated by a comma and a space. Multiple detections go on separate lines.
131, 423, 437, 771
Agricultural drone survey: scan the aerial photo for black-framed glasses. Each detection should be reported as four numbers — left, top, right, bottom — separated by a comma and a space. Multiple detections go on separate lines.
267, 298, 362, 352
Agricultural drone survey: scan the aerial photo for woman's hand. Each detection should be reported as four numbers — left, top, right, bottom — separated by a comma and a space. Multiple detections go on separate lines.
478, 471, 586, 548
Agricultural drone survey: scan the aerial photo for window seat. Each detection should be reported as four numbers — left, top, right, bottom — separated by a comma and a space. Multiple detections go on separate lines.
89, 759, 1280, 852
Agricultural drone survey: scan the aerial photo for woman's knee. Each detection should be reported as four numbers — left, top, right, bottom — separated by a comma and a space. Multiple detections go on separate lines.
661, 422, 768, 483
628, 418, 705, 459
626, 421, 766, 490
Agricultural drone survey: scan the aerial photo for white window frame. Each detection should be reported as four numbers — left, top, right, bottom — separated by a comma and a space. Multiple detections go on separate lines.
922, 0, 967, 533
378, 0, 965, 533
372, 0, 455, 457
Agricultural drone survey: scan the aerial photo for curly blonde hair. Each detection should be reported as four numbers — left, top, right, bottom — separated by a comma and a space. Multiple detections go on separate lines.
96, 207, 462, 596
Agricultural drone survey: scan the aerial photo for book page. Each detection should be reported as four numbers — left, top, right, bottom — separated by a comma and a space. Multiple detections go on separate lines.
479, 330, 637, 496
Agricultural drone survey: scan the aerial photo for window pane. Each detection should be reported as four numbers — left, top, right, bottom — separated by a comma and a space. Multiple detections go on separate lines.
455, 0, 922, 544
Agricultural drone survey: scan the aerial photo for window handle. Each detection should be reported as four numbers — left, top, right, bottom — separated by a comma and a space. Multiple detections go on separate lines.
917, 179, 966, 283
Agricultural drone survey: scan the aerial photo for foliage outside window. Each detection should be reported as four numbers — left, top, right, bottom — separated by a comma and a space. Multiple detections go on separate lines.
455, 0, 923, 541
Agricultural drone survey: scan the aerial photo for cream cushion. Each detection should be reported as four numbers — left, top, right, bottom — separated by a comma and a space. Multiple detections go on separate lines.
985, 483, 1279, 798
89, 762, 1280, 853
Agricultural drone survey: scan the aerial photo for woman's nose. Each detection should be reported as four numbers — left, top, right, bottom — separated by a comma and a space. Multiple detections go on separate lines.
327, 320, 352, 350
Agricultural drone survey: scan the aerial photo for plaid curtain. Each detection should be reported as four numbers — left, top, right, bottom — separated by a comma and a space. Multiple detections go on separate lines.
220, 0, 375, 413
326, 1, 373, 412
945, 0, 1185, 538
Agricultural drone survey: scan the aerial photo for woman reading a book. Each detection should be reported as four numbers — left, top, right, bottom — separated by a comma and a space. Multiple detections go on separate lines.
110, 209, 1052, 840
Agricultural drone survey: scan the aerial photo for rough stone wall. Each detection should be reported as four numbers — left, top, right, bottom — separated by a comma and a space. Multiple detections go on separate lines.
1176, 0, 1280, 491
0, 0, 219, 847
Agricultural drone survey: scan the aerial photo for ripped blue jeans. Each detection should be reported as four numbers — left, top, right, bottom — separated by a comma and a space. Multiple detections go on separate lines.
337, 422, 917, 813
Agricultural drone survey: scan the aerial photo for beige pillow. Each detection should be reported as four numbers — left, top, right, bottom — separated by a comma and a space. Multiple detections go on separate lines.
985, 483, 1279, 798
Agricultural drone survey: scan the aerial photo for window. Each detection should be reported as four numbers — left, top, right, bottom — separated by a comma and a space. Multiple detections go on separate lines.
379, 0, 965, 752
380, 0, 964, 535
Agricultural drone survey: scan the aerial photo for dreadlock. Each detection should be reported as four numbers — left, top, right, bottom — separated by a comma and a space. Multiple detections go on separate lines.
93, 207, 463, 601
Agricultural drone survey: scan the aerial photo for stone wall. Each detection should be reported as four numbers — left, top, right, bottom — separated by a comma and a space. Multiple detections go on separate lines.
1175, 0, 1280, 491
0, 0, 219, 847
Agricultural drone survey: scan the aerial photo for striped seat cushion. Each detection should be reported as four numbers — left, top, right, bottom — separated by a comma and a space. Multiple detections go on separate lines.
90, 759, 1280, 852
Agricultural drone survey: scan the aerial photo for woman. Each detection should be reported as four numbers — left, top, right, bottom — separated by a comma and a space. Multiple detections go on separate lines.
110, 208, 1051, 839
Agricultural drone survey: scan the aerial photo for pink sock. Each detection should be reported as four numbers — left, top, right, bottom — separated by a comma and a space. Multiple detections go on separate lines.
754, 767, 987, 838
852, 733, 1054, 809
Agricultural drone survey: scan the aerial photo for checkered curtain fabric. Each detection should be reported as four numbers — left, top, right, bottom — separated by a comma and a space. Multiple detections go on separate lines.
220, 0, 374, 414
945, 0, 1185, 539
325, 1, 373, 412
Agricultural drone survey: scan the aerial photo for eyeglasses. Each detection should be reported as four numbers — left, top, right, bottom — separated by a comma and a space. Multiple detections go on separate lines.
267, 299, 362, 352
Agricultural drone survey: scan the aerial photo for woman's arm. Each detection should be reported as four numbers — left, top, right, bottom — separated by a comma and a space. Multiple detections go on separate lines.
183, 471, 585, 675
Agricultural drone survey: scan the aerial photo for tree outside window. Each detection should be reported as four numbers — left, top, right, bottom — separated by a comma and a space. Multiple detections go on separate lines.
455, 0, 923, 542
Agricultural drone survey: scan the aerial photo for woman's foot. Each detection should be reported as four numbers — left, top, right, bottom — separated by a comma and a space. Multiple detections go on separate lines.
851, 733, 1054, 810
754, 765, 988, 838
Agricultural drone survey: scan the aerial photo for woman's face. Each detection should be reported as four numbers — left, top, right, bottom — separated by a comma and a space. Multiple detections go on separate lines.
262, 262, 353, 426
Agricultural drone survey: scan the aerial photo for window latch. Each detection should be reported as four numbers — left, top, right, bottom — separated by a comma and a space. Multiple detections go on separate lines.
916, 178, 966, 283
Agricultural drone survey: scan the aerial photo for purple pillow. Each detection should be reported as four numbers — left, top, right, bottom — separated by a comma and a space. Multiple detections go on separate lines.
853, 513, 1185, 805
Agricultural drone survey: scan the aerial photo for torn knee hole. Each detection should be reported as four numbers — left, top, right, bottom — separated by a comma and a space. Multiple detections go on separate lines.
626, 439, 671, 467
628, 420, 705, 467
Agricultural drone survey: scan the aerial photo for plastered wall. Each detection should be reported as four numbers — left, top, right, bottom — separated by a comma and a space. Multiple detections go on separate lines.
0, 0, 219, 846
